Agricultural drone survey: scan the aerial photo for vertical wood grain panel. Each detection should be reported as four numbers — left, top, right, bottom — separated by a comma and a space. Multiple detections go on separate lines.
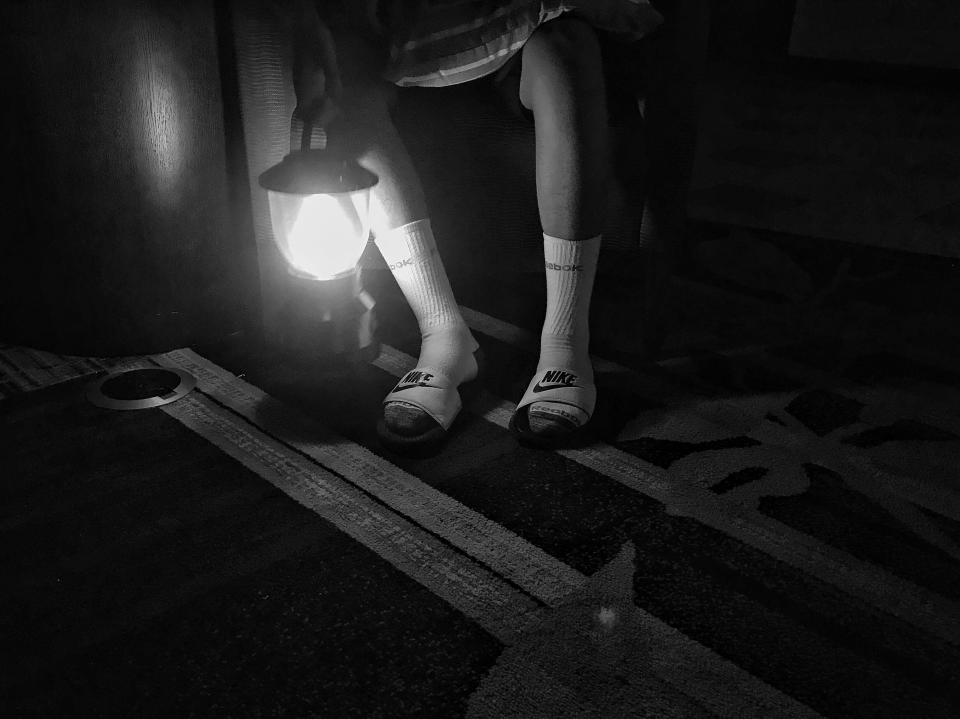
0, 0, 257, 354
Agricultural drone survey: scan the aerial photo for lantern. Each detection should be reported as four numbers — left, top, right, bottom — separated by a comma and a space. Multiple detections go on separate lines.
258, 137, 380, 363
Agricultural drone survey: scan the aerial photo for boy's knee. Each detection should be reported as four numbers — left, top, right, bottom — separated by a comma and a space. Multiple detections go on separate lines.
532, 15, 600, 52
527, 17, 601, 68
520, 17, 603, 106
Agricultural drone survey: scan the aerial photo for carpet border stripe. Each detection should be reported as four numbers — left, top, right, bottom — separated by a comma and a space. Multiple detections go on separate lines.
155, 348, 824, 719
160, 390, 544, 645
153, 349, 586, 606
457, 305, 960, 645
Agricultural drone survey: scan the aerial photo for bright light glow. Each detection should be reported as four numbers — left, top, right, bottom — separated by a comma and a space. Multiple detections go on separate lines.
280, 193, 369, 279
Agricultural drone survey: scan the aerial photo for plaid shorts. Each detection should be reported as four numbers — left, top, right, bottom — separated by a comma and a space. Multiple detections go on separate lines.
378, 1, 662, 88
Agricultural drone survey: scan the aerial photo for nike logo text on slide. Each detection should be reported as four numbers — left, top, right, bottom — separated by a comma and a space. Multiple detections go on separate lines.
532, 370, 578, 392
392, 369, 439, 392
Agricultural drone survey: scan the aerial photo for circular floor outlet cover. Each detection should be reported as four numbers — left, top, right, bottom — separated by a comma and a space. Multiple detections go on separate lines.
87, 368, 197, 410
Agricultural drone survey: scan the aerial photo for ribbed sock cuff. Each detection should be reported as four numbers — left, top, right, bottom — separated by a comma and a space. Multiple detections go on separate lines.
375, 218, 467, 336
541, 233, 601, 340
375, 218, 437, 270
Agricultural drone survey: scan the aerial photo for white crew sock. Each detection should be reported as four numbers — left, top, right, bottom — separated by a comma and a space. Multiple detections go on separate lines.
375, 219, 478, 383
529, 233, 601, 425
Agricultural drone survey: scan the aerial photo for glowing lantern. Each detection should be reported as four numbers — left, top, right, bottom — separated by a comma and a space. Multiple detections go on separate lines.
259, 150, 378, 280
258, 148, 380, 362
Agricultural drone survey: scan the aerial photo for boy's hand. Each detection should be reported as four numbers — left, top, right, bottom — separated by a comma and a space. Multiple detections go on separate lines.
291, 3, 341, 130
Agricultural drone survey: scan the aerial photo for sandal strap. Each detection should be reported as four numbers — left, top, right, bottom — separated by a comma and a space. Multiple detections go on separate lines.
516, 367, 596, 421
383, 368, 461, 431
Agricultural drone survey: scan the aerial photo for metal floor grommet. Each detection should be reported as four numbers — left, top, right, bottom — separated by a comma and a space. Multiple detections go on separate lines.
86, 367, 197, 410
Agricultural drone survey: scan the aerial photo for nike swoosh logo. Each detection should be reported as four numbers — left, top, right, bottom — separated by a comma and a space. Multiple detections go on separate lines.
532, 382, 579, 393
392, 383, 440, 392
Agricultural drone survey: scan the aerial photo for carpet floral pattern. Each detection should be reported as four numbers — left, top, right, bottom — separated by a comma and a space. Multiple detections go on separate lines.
2, 278, 958, 717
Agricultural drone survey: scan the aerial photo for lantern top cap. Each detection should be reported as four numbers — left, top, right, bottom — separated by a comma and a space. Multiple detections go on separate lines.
258, 150, 378, 195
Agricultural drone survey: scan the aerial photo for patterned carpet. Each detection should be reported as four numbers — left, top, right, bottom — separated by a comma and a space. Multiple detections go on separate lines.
2, 273, 959, 717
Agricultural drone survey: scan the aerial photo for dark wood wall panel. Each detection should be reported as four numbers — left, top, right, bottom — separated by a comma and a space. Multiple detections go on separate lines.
0, 0, 258, 355
791, 0, 960, 70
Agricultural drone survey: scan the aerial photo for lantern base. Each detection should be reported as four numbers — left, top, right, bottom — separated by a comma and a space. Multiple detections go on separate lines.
270, 268, 379, 368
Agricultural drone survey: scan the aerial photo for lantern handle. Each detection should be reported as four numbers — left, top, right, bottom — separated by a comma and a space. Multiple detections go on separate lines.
290, 0, 339, 153
290, 113, 329, 155
300, 117, 314, 153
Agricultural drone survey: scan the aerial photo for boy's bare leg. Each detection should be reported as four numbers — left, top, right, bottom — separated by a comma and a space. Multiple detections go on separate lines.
332, 38, 477, 440
516, 17, 609, 438
519, 17, 610, 240
323, 36, 427, 233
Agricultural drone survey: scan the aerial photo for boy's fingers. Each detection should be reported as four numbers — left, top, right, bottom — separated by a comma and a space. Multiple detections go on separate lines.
294, 65, 326, 106
313, 97, 341, 129
292, 95, 340, 140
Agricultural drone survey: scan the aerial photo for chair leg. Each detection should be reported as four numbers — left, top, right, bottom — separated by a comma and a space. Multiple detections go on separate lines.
641, 0, 713, 269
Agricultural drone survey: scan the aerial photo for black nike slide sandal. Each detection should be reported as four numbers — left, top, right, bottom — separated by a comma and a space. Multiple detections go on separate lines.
509, 367, 596, 449
376, 351, 483, 457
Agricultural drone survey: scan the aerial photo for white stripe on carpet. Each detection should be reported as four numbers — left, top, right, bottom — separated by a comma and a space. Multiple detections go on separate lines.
1, 336, 957, 645
156, 348, 822, 719
155, 348, 584, 608
455, 305, 960, 645
161, 391, 543, 646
